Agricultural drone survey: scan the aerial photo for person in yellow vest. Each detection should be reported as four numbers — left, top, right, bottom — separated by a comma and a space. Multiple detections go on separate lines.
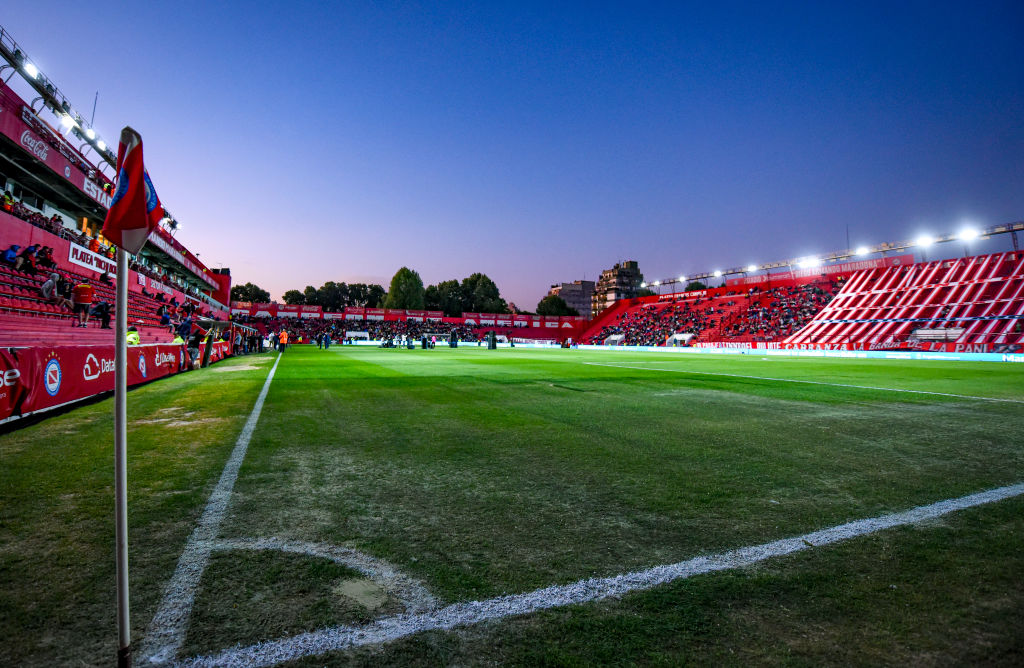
171, 333, 185, 344
126, 326, 141, 345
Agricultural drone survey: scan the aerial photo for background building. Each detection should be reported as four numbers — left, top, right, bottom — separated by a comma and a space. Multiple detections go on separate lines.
547, 280, 595, 318
591, 261, 643, 315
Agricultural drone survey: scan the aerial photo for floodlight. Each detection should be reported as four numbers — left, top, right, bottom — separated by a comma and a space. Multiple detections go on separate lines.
678, 275, 686, 282
746, 264, 757, 272
855, 246, 869, 256
96, 139, 106, 151
640, 282, 647, 288
60, 114, 74, 129
959, 227, 979, 241
653, 280, 660, 286
85, 128, 96, 140
713, 270, 722, 277
24, 62, 39, 79
916, 234, 933, 247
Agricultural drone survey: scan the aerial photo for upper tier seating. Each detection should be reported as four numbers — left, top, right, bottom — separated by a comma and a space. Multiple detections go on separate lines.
784, 252, 1024, 347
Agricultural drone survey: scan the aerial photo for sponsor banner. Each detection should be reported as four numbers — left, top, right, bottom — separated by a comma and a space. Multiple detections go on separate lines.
365, 308, 385, 321
0, 342, 227, 423
688, 341, 1021, 355
68, 243, 117, 276
324, 313, 346, 320
406, 310, 426, 319
726, 255, 914, 287
426, 311, 443, 320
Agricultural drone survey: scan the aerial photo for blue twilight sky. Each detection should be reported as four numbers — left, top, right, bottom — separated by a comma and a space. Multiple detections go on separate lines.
3, 1, 1023, 307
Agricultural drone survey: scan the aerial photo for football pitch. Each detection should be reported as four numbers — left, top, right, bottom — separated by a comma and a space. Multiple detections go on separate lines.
2, 346, 1023, 666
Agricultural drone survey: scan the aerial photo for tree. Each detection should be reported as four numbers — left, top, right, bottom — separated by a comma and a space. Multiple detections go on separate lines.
318, 281, 349, 312
424, 279, 464, 317
384, 267, 425, 309
636, 288, 656, 298
230, 282, 270, 303
281, 289, 305, 305
684, 281, 708, 292
347, 283, 385, 307
461, 273, 507, 313
302, 285, 319, 306
536, 295, 579, 316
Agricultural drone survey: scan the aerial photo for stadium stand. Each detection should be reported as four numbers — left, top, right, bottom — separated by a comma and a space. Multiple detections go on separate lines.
785, 252, 1024, 349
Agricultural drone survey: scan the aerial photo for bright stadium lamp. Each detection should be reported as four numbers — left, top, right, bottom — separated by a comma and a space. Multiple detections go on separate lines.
640, 282, 647, 288
678, 275, 686, 282
85, 128, 96, 140
855, 246, 870, 256
746, 264, 757, 272
96, 139, 106, 151
959, 227, 979, 241
713, 270, 722, 277
60, 114, 74, 129
653, 280, 660, 286
23, 62, 39, 79
916, 234, 934, 247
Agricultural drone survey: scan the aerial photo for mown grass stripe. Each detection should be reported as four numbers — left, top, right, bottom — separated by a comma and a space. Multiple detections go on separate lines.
178, 481, 1024, 668
583, 361, 1024, 403
141, 353, 282, 665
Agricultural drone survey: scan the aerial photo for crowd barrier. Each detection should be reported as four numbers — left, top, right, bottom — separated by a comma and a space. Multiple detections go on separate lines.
0, 341, 230, 425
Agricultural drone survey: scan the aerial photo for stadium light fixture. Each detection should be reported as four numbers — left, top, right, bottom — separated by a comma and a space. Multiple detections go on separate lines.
96, 139, 106, 151
653, 280, 660, 286
85, 128, 96, 140
746, 264, 757, 272
59, 114, 74, 129
916, 234, 934, 248
958, 227, 979, 241
678, 275, 686, 282
855, 246, 870, 256
640, 282, 647, 288
713, 270, 722, 277
23, 62, 39, 79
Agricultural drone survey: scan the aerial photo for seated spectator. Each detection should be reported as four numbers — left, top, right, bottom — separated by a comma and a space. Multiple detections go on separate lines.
13, 245, 38, 274
126, 326, 140, 345
88, 237, 101, 253
71, 278, 95, 327
99, 271, 112, 285
90, 300, 112, 329
39, 272, 72, 310
1, 190, 13, 212
2, 244, 19, 266
36, 247, 56, 269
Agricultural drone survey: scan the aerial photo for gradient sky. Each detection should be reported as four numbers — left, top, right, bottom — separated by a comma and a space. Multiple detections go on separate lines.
4, 2, 1023, 308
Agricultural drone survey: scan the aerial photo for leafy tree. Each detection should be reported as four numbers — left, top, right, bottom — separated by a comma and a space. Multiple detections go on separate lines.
461, 273, 507, 313
536, 295, 579, 316
384, 267, 425, 309
348, 283, 386, 307
281, 289, 305, 305
230, 282, 270, 303
303, 285, 319, 306
424, 279, 464, 317
318, 281, 349, 312
636, 288, 656, 298
684, 281, 708, 292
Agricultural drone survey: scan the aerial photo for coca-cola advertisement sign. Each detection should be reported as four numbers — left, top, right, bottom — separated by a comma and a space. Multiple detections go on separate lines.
20, 130, 49, 161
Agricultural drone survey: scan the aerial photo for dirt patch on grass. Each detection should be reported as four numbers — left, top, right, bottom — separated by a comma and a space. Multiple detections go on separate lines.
334, 578, 389, 611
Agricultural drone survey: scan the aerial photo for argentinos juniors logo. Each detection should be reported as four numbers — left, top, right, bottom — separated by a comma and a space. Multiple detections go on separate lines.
44, 354, 62, 396
138, 353, 147, 378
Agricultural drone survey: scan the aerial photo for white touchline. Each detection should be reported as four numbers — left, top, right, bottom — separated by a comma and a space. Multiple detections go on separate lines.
140, 353, 282, 665
178, 482, 1024, 668
583, 361, 1024, 404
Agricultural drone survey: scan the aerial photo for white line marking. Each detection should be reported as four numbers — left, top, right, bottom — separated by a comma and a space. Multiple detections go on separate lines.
141, 354, 282, 665
179, 482, 1024, 668
583, 362, 1024, 404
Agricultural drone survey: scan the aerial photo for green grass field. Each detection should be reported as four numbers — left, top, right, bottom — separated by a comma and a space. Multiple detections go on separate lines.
2, 346, 1023, 666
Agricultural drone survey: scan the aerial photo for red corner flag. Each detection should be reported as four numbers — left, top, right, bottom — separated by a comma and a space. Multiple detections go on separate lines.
101, 127, 165, 254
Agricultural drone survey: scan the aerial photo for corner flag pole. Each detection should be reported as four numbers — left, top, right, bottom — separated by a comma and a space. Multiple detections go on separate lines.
114, 246, 131, 667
